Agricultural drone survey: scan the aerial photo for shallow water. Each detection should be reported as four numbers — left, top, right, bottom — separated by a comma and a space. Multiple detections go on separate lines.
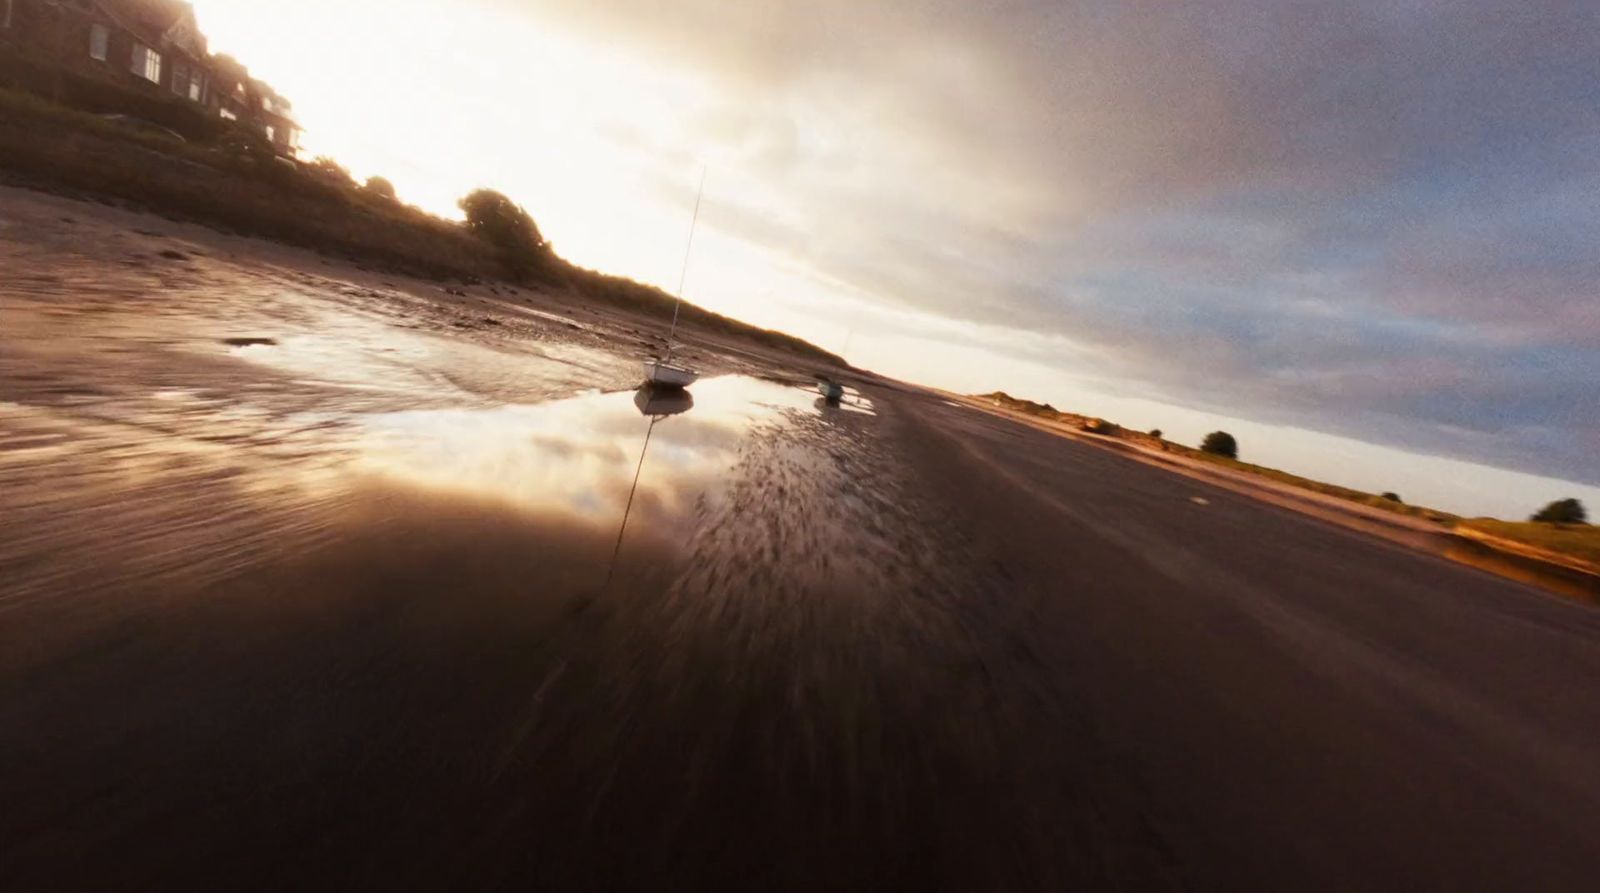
353, 375, 877, 581
0, 371, 872, 622
0, 225, 876, 663
360, 377, 835, 524
0, 251, 978, 888
2, 198, 1050, 890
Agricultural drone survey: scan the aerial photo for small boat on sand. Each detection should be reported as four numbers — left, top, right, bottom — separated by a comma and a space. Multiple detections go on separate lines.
643, 359, 699, 389
816, 375, 844, 403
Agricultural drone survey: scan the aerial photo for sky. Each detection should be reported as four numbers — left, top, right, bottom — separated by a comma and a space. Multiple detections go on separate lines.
192, 0, 1600, 518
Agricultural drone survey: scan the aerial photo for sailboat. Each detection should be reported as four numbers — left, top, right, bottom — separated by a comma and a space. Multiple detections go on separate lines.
644, 168, 707, 389
643, 357, 698, 389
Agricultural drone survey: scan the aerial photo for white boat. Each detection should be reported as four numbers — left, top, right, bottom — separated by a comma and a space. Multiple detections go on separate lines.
812, 374, 851, 406
640, 362, 699, 391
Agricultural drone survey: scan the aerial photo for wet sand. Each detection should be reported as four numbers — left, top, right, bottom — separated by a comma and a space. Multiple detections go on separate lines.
5, 187, 1600, 891
2, 188, 1096, 890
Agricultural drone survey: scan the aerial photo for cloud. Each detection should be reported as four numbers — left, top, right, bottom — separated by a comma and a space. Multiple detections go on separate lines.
506, 0, 1600, 483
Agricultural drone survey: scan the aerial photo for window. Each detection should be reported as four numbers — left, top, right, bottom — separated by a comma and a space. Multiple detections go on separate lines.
89, 24, 110, 60
171, 63, 187, 95
3, 0, 14, 30
264, 125, 276, 143
219, 107, 237, 121
130, 44, 162, 84
188, 71, 205, 102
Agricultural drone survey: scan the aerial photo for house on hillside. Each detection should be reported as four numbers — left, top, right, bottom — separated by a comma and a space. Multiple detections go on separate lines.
208, 51, 249, 121
0, 0, 299, 154
209, 53, 299, 155
0, 1, 211, 105
251, 78, 298, 155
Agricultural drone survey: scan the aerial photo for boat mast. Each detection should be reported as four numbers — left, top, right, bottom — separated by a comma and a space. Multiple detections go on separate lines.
665, 166, 707, 366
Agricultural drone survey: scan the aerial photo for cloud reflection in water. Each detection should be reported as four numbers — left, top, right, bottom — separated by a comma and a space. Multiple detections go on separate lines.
353, 376, 843, 542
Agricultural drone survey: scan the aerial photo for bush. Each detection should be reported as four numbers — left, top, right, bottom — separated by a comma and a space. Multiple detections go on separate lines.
459, 188, 551, 280
1531, 498, 1587, 525
307, 155, 356, 188
1200, 431, 1238, 459
0, 54, 228, 144
364, 176, 396, 201
216, 125, 279, 174
1381, 492, 1402, 503
0, 88, 501, 280
1148, 428, 1163, 438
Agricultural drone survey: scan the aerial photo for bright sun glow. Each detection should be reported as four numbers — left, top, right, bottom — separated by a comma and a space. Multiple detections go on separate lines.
198, 1, 701, 280
188, 0, 1600, 518
194, 0, 889, 388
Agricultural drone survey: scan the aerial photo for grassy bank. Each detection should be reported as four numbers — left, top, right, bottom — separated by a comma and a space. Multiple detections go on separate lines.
976, 390, 1600, 574
0, 87, 840, 365
978, 391, 1459, 524
1177, 448, 1459, 525
1457, 520, 1600, 568
0, 89, 498, 280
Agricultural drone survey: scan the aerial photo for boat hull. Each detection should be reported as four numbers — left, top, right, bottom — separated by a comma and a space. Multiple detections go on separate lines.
634, 384, 694, 416
643, 360, 699, 388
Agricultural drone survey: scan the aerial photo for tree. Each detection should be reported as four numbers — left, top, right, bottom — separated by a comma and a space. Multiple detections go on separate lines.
363, 176, 397, 201
1200, 431, 1238, 459
307, 155, 356, 188
1531, 498, 1587, 524
458, 188, 549, 279
460, 188, 545, 251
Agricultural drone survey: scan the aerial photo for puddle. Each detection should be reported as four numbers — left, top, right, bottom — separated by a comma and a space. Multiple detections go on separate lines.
350, 371, 883, 588
283, 374, 884, 600
355, 376, 852, 551
0, 362, 879, 637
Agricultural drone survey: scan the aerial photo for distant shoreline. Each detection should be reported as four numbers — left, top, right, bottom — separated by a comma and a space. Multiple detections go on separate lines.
0, 86, 842, 367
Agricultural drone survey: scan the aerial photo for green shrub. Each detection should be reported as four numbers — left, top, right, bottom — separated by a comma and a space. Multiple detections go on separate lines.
307, 155, 357, 188
459, 188, 552, 280
1201, 431, 1238, 459
364, 176, 397, 201
1531, 498, 1587, 524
